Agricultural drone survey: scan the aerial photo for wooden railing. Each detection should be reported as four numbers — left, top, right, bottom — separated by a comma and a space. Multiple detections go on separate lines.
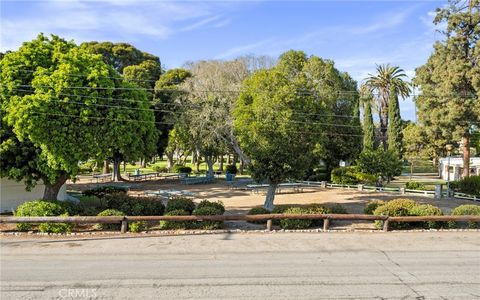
1, 214, 479, 233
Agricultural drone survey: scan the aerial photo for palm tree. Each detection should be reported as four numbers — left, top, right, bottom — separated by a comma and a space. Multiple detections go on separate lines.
365, 64, 411, 150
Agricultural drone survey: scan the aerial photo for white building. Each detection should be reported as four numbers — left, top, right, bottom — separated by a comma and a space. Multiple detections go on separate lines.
0, 178, 67, 213
438, 157, 480, 181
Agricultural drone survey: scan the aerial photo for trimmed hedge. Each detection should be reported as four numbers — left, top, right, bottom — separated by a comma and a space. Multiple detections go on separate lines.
104, 193, 165, 216
331, 166, 377, 185
450, 175, 480, 196
83, 186, 128, 198
165, 197, 196, 214
159, 209, 191, 230
192, 205, 224, 230
129, 221, 148, 232
450, 205, 480, 229
373, 199, 444, 229
364, 200, 386, 215
94, 209, 124, 230
280, 207, 312, 229
326, 203, 347, 214
247, 206, 271, 224
196, 200, 225, 214
405, 181, 425, 190
173, 165, 192, 174
14, 200, 73, 233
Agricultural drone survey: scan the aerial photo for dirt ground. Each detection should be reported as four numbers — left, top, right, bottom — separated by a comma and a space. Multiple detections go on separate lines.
68, 176, 478, 215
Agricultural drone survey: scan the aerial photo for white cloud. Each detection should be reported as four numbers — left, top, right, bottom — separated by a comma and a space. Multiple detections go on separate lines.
0, 0, 236, 51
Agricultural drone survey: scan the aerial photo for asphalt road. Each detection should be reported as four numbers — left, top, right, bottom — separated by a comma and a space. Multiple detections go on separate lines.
1, 231, 479, 299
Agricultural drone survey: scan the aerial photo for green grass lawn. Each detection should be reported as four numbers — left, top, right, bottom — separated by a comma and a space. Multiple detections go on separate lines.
386, 175, 446, 190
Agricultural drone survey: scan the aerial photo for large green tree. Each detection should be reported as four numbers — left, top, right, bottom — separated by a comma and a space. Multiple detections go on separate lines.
387, 86, 403, 156
0, 34, 157, 197
414, 0, 480, 177
360, 85, 376, 151
365, 64, 411, 150
234, 50, 357, 210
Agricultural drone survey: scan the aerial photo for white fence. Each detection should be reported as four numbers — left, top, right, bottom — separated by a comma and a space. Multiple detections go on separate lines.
297, 181, 478, 202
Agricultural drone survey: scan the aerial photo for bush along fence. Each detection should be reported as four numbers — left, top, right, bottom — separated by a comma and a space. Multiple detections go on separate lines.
1, 213, 479, 233
297, 181, 479, 202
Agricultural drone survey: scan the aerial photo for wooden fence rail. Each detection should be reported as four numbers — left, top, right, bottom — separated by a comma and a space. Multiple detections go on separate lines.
1, 214, 479, 233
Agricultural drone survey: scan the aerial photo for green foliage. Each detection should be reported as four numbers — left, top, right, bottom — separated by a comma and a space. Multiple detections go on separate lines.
165, 197, 196, 214
373, 199, 443, 230
247, 206, 271, 224
192, 206, 224, 230
159, 209, 191, 230
271, 205, 295, 214
364, 200, 386, 215
196, 200, 225, 214
76, 195, 106, 216
14, 200, 71, 232
104, 193, 165, 216
450, 176, 480, 196
94, 209, 124, 231
450, 205, 480, 229
414, 2, 480, 165
387, 86, 403, 157
173, 165, 192, 174
279, 207, 312, 229
83, 186, 128, 198
331, 166, 377, 185
225, 164, 238, 175
405, 181, 426, 190
306, 204, 329, 227
326, 203, 347, 214
356, 148, 403, 182
361, 92, 375, 151
409, 204, 444, 229
153, 166, 169, 173
129, 221, 148, 233
234, 50, 360, 208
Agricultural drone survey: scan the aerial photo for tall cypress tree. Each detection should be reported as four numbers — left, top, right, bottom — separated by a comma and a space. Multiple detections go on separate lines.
387, 86, 403, 156
362, 95, 375, 151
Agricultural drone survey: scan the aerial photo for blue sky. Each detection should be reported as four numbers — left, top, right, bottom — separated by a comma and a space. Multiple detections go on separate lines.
1, 0, 446, 120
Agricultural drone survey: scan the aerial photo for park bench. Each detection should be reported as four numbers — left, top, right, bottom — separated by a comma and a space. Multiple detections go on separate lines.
91, 173, 112, 183
181, 176, 215, 185
127, 172, 161, 181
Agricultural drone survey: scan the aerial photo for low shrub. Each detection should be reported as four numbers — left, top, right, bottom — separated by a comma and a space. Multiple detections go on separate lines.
271, 205, 295, 225
104, 193, 165, 216
153, 166, 169, 173
225, 164, 238, 174
76, 195, 106, 216
450, 205, 480, 229
405, 181, 426, 190
409, 204, 444, 229
306, 204, 329, 227
326, 203, 347, 214
280, 207, 312, 229
192, 206, 224, 230
247, 206, 271, 224
364, 200, 386, 215
173, 165, 192, 174
83, 186, 128, 198
450, 175, 480, 196
331, 166, 376, 185
196, 200, 225, 214
94, 209, 124, 231
373, 199, 443, 230
373, 199, 418, 229
159, 209, 191, 230
165, 197, 196, 214
14, 200, 72, 233
129, 221, 148, 232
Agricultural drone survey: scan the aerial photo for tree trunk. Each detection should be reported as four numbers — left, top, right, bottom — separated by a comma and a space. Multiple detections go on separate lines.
166, 152, 174, 172
239, 158, 245, 174
462, 134, 470, 178
196, 152, 201, 173
264, 184, 278, 211
219, 155, 224, 172
140, 159, 146, 168
379, 106, 388, 151
103, 160, 110, 174
43, 173, 68, 200
227, 155, 231, 165
111, 159, 123, 182
206, 156, 214, 177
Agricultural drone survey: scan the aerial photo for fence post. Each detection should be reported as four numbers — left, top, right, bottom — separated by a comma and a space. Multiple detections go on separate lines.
266, 219, 272, 231
321, 181, 327, 188
323, 218, 330, 231
434, 184, 442, 199
382, 219, 389, 232
357, 184, 364, 191
121, 220, 128, 233
400, 187, 406, 195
